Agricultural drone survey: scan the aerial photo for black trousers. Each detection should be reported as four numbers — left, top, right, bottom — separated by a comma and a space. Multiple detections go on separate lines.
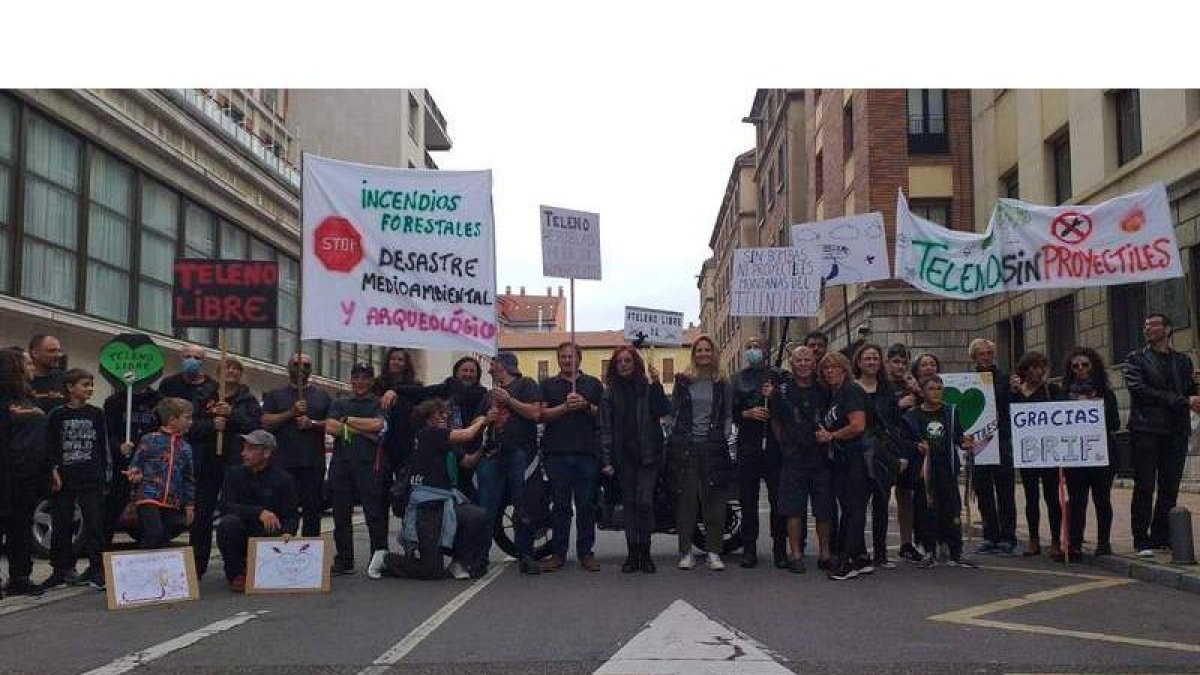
329, 460, 387, 567
1020, 468, 1063, 547
867, 482, 891, 559
737, 443, 784, 550
1066, 465, 1114, 550
285, 466, 325, 537
384, 501, 491, 579
1130, 431, 1188, 550
191, 462, 227, 575
137, 504, 187, 549
833, 452, 869, 562
104, 471, 131, 546
2, 476, 44, 580
974, 464, 1018, 546
617, 454, 658, 546
915, 459, 963, 557
215, 515, 268, 581
50, 488, 104, 572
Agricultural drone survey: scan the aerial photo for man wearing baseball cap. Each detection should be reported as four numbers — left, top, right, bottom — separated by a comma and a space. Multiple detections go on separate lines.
325, 363, 387, 575
215, 429, 299, 592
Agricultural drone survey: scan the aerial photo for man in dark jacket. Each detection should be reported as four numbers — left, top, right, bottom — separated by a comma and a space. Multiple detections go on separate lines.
325, 363, 387, 575
730, 336, 786, 568
158, 344, 220, 575
1124, 313, 1200, 556
261, 353, 332, 537
28, 334, 66, 414
968, 338, 1017, 556
215, 430, 298, 592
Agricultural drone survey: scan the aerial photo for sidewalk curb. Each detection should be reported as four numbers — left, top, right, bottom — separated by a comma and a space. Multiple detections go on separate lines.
1080, 554, 1200, 595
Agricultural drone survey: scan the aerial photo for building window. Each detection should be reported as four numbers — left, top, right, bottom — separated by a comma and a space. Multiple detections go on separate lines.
662, 357, 675, 380
842, 99, 854, 157
1045, 294, 1076, 378
338, 342, 354, 382
320, 340, 338, 379
22, 113, 82, 310
814, 150, 824, 202
907, 89, 949, 154
909, 199, 951, 228
1113, 89, 1142, 167
601, 359, 610, 376
247, 237, 275, 363
408, 93, 420, 141
1109, 283, 1146, 363
1000, 167, 1019, 199
776, 144, 785, 193
86, 150, 133, 323
137, 177, 178, 333
995, 313, 1026, 373
0, 95, 15, 292
220, 219, 248, 354
1050, 129, 1071, 205
277, 256, 299, 366
183, 202, 217, 346
537, 360, 549, 382
261, 89, 279, 113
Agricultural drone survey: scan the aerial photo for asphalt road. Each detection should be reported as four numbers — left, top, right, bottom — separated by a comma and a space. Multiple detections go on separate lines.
2, 509, 1199, 675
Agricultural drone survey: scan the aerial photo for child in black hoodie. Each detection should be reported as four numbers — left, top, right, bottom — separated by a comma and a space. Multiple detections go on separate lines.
43, 369, 110, 590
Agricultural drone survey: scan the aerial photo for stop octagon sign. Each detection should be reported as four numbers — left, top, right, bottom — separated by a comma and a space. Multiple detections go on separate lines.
313, 216, 364, 273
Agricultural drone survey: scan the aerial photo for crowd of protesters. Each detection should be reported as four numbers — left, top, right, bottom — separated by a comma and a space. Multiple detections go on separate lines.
0, 310, 1194, 596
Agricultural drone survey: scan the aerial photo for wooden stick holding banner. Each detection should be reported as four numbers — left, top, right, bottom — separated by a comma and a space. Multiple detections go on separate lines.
570, 277, 577, 394
216, 329, 226, 457
1060, 466, 1069, 565
841, 285, 854, 352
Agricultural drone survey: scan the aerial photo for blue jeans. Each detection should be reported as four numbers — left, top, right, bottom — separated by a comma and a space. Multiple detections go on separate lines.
545, 454, 598, 559
477, 449, 533, 559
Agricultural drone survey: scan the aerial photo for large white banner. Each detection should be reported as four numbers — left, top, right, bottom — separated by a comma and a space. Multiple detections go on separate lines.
790, 212, 890, 286
990, 182, 1182, 290
301, 154, 498, 355
730, 247, 822, 317
624, 306, 684, 347
1011, 400, 1110, 468
895, 183, 1183, 299
940, 372, 1000, 466
540, 205, 602, 280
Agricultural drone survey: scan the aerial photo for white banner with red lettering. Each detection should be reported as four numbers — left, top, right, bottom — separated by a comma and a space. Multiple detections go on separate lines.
301, 154, 498, 355
991, 182, 1182, 290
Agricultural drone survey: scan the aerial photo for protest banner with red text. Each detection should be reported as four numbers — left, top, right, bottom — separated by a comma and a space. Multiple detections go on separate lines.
173, 259, 279, 329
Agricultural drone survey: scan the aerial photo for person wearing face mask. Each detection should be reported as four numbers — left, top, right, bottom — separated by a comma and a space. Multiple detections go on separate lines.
261, 354, 332, 537
730, 336, 786, 569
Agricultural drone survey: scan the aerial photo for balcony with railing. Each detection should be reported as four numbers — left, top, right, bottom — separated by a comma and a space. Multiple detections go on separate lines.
907, 113, 948, 154
423, 89, 452, 151
165, 89, 302, 189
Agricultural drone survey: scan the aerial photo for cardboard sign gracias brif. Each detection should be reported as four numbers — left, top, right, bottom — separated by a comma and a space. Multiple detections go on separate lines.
624, 306, 684, 347
98, 333, 164, 391
173, 259, 279, 329
1011, 400, 1110, 468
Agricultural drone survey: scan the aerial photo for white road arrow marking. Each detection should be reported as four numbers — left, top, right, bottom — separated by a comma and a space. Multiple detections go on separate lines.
594, 599, 794, 674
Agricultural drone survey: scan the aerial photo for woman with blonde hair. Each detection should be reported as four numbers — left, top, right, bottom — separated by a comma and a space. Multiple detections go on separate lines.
669, 335, 735, 571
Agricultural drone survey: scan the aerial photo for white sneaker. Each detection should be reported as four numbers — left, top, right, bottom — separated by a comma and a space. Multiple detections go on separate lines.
707, 553, 725, 571
1137, 548, 1156, 558
678, 553, 696, 570
367, 550, 388, 579
447, 560, 470, 580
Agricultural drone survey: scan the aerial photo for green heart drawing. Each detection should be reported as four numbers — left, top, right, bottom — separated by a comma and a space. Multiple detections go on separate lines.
98, 334, 164, 390
943, 386, 986, 431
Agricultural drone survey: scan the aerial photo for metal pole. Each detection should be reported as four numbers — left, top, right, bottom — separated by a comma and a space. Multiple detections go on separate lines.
123, 371, 134, 445
570, 277, 577, 393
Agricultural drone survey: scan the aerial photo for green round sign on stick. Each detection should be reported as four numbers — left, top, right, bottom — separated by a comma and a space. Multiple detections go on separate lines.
98, 333, 164, 390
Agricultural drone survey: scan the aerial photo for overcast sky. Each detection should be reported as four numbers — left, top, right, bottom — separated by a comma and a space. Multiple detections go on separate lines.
437, 82, 756, 332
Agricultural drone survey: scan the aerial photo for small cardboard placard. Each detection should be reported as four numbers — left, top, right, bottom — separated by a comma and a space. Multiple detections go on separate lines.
246, 536, 332, 594
103, 547, 199, 610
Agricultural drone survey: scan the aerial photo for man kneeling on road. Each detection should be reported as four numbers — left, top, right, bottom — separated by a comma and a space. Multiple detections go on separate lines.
216, 430, 299, 592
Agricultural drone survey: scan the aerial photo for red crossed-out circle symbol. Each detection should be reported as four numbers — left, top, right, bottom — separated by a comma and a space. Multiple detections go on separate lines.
1051, 211, 1092, 245
313, 216, 364, 273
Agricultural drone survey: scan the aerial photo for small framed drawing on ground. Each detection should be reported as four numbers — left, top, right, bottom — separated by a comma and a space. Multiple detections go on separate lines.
246, 537, 332, 594
103, 547, 199, 610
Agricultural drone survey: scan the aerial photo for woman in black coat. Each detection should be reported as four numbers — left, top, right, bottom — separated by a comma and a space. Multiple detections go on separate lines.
600, 346, 670, 573
1010, 351, 1065, 559
1061, 347, 1120, 558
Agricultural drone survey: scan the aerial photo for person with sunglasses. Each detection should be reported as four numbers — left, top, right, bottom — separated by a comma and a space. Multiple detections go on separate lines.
1061, 348, 1119, 558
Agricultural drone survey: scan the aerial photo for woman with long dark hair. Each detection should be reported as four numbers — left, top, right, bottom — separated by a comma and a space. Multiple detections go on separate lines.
1062, 347, 1119, 558
670, 335, 735, 572
0, 348, 50, 596
1011, 350, 1065, 560
600, 346, 670, 573
854, 343, 907, 570
376, 348, 422, 469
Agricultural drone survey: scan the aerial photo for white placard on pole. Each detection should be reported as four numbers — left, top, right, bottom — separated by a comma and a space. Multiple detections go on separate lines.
624, 306, 684, 347
1011, 400, 1110, 468
540, 205, 601, 280
730, 247, 822, 317
790, 212, 890, 286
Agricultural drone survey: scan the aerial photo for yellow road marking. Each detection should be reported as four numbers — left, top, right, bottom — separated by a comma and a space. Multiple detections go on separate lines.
930, 574, 1200, 654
